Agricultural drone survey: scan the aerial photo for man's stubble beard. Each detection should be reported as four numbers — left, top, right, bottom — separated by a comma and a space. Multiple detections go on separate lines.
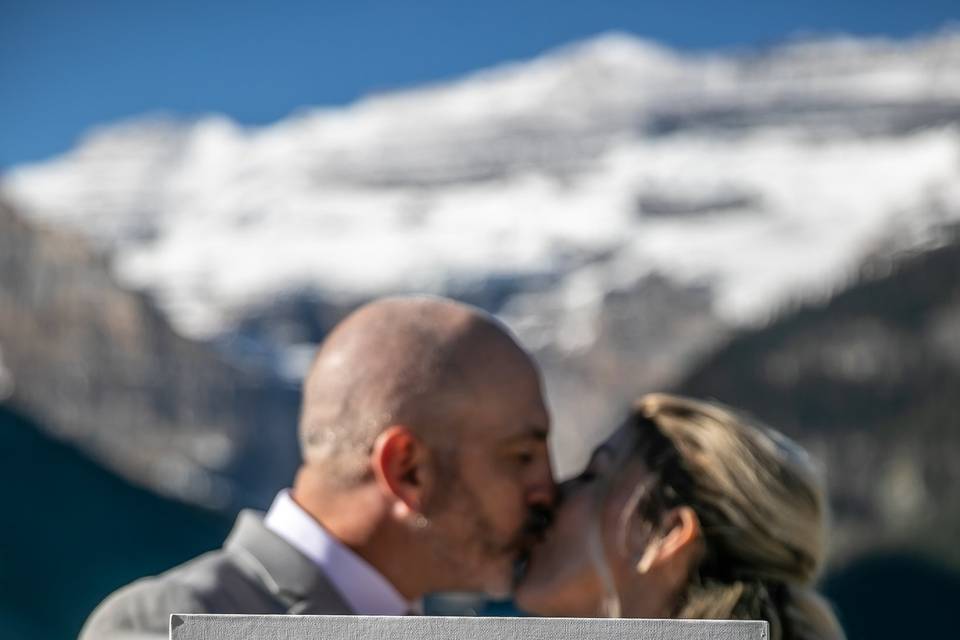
422, 450, 524, 597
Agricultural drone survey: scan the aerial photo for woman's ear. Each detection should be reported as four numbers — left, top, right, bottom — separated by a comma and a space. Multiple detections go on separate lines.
660, 506, 702, 560
636, 506, 702, 575
370, 425, 432, 519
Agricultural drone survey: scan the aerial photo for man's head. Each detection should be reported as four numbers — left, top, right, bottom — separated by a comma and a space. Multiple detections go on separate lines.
294, 295, 555, 598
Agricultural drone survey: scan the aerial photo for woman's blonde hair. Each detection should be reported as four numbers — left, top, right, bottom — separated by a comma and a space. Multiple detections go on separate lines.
630, 393, 844, 640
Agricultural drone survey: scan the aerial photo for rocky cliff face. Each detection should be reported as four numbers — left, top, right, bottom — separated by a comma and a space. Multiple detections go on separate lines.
0, 200, 300, 509
3, 195, 959, 567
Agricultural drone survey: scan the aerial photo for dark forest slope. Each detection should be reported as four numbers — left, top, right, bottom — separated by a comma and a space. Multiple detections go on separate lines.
0, 404, 232, 640
679, 231, 960, 565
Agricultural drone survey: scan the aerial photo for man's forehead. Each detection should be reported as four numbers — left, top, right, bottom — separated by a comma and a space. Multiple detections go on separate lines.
502, 422, 550, 443
445, 341, 549, 441
466, 408, 550, 444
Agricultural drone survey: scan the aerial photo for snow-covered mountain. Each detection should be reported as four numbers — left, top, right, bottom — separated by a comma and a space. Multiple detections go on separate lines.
5, 29, 960, 473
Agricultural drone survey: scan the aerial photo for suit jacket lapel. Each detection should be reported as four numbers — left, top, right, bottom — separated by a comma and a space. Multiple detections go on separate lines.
224, 510, 354, 615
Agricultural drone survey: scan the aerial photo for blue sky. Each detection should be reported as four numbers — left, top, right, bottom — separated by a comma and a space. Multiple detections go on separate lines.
1, 0, 957, 169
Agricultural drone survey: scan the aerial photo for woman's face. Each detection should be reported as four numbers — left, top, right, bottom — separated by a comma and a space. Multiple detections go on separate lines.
514, 420, 664, 617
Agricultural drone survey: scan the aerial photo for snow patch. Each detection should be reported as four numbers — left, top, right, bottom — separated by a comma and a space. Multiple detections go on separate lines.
3, 31, 960, 359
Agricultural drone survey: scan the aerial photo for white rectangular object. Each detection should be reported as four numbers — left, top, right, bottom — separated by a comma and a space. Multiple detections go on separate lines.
170, 614, 768, 640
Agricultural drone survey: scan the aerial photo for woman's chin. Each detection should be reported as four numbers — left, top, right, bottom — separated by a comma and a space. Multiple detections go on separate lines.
513, 580, 553, 616
513, 554, 578, 616
513, 556, 555, 614
514, 578, 593, 617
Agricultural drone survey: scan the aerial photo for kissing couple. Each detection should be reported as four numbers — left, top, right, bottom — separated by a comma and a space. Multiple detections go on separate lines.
81, 296, 843, 640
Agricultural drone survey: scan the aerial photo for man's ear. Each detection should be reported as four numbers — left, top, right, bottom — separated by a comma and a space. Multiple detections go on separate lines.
636, 506, 702, 574
370, 426, 431, 518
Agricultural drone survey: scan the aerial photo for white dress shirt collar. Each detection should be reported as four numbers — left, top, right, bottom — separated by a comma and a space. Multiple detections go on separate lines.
264, 490, 418, 615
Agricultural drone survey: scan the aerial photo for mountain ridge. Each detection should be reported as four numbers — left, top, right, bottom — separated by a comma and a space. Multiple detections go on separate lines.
3, 28, 958, 481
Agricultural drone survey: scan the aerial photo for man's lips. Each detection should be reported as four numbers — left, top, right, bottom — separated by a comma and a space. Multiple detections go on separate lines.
519, 525, 547, 550
524, 506, 553, 542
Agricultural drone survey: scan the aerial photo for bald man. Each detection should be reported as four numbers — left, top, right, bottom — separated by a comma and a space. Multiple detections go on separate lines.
80, 296, 556, 640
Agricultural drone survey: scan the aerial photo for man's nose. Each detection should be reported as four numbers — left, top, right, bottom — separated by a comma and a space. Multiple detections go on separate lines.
527, 468, 557, 510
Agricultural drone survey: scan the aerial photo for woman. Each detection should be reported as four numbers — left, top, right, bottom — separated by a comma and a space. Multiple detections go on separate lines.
515, 393, 844, 640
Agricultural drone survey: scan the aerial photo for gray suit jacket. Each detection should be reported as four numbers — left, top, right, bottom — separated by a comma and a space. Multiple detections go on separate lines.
79, 511, 354, 640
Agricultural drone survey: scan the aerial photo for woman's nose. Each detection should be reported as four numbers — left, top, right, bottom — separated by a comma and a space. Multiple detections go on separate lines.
556, 478, 579, 504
